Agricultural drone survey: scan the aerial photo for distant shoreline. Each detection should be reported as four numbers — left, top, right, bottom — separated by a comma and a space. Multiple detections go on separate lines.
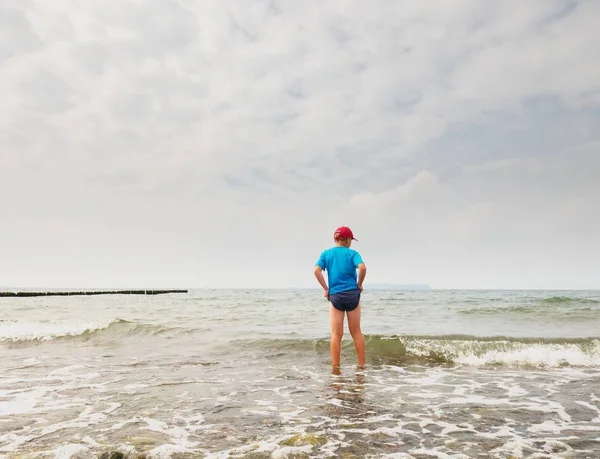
0, 289, 188, 297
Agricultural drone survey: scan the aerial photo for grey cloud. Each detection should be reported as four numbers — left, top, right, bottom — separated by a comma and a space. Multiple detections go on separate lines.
540, 0, 579, 24
71, 43, 113, 75
93, 0, 198, 57
0, 127, 28, 155
0, 4, 41, 60
108, 92, 156, 122
17, 68, 73, 114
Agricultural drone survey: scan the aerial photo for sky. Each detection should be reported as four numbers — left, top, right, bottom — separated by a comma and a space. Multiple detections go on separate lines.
1, 0, 599, 290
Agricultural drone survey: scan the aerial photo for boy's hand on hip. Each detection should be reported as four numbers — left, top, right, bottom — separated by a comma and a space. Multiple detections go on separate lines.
358, 285, 363, 292
324, 289, 329, 298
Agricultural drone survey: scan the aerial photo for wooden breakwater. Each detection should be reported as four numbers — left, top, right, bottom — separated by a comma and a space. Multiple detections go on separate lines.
0, 289, 188, 297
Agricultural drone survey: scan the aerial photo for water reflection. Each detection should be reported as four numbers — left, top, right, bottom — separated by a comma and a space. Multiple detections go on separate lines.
323, 366, 369, 418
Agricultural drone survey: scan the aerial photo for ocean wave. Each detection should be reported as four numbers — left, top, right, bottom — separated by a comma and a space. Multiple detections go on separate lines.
0, 319, 170, 344
367, 334, 600, 369
457, 305, 597, 317
243, 334, 600, 369
458, 305, 534, 315
458, 296, 600, 316
542, 295, 600, 304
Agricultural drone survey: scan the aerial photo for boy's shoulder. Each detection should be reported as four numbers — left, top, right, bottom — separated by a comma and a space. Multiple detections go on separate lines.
345, 247, 361, 255
322, 246, 361, 255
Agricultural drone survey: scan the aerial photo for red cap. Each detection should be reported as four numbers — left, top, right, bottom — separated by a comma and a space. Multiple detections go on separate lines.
334, 226, 357, 241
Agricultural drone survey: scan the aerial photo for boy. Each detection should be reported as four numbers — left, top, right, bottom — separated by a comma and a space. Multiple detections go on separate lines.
314, 226, 367, 368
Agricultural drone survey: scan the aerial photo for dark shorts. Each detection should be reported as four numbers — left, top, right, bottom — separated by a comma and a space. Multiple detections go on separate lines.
328, 288, 361, 312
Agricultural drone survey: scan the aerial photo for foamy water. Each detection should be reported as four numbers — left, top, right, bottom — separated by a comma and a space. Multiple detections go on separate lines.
0, 319, 119, 342
1, 289, 600, 458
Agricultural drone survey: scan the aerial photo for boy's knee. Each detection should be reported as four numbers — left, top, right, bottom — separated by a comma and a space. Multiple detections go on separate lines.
349, 326, 361, 337
331, 330, 343, 340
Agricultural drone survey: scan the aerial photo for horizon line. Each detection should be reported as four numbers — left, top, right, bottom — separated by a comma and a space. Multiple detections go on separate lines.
2, 286, 600, 292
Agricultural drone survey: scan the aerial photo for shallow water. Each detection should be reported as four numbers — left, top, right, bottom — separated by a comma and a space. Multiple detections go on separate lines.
1, 289, 600, 458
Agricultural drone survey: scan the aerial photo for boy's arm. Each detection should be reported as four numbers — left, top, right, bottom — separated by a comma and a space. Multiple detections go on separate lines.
314, 266, 329, 297
357, 263, 367, 291
352, 251, 367, 291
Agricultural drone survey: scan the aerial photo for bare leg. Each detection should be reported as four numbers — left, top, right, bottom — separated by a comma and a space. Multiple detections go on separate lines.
347, 304, 365, 366
329, 304, 345, 367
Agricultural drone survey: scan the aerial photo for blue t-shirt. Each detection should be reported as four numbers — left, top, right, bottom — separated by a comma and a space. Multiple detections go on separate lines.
315, 247, 364, 294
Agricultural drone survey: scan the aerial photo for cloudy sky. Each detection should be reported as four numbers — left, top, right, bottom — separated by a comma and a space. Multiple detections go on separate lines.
1, 0, 599, 290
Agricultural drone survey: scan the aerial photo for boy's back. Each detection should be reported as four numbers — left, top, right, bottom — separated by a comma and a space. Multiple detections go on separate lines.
316, 246, 363, 295
313, 225, 367, 368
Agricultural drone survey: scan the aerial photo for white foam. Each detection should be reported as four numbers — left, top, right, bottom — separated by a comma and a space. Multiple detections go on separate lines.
0, 319, 119, 342
53, 443, 89, 459
446, 394, 514, 406
175, 412, 205, 432
526, 398, 572, 422
482, 424, 516, 439
0, 385, 56, 416
402, 337, 600, 368
123, 382, 148, 392
489, 438, 528, 458
81, 436, 101, 448
103, 402, 121, 414
147, 444, 190, 459
389, 366, 407, 373
575, 400, 600, 422
141, 417, 199, 448
454, 341, 600, 368
542, 439, 572, 454
409, 390, 443, 399
528, 420, 563, 434
0, 431, 36, 451
272, 445, 313, 458
202, 439, 276, 459
379, 454, 416, 459
408, 448, 470, 459
496, 382, 528, 397
327, 398, 345, 408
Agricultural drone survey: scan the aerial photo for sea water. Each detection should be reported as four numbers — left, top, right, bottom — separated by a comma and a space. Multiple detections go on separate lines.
1, 289, 600, 458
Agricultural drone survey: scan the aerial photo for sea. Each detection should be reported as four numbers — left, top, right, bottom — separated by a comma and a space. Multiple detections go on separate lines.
1, 289, 600, 459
